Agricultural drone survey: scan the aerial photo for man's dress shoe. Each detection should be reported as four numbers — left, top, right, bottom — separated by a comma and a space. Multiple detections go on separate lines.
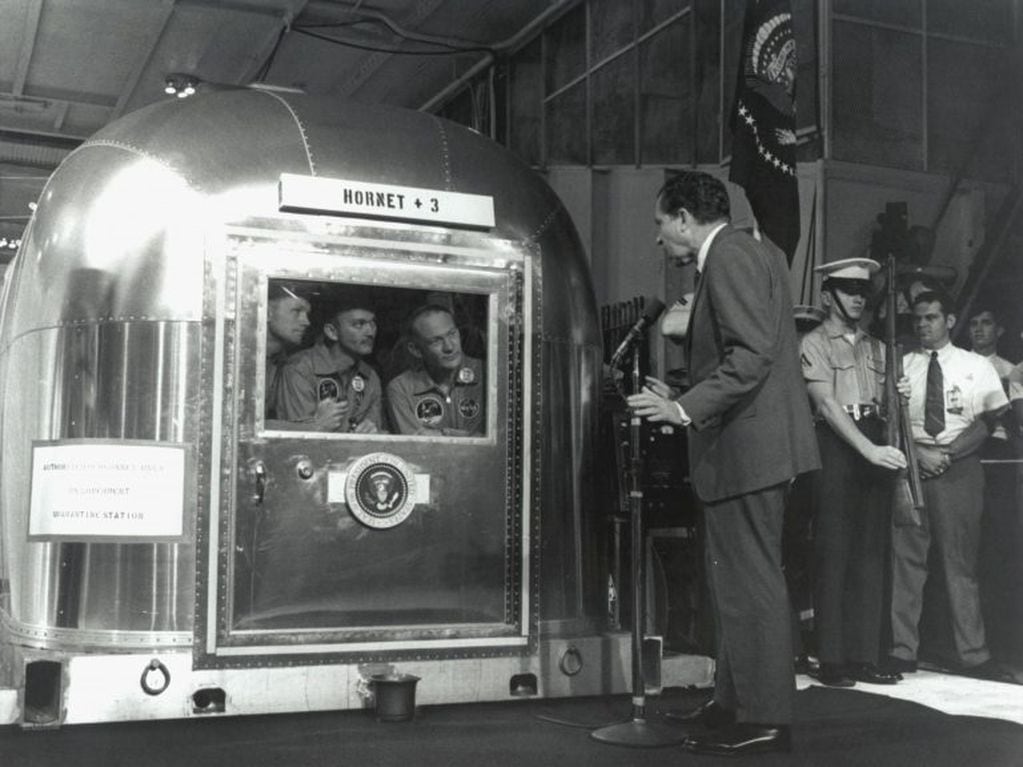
847, 662, 900, 685
663, 699, 736, 728
682, 723, 792, 756
794, 654, 817, 675
816, 663, 855, 687
961, 659, 1016, 683
885, 656, 918, 674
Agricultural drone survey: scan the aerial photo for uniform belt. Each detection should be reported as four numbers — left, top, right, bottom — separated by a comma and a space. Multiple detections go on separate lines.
842, 403, 883, 421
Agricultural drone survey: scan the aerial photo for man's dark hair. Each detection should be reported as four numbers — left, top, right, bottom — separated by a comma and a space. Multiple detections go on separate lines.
657, 171, 731, 225
322, 291, 376, 343
327, 287, 375, 320
912, 289, 956, 317
967, 303, 999, 324
405, 303, 455, 338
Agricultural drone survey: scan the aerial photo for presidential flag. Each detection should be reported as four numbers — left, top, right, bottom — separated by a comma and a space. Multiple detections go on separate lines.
729, 0, 800, 263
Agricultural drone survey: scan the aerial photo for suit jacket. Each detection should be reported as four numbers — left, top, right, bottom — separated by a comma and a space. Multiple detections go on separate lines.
678, 226, 819, 503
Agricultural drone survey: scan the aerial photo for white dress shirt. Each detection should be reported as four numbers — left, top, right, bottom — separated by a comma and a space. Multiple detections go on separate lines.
903, 341, 1008, 446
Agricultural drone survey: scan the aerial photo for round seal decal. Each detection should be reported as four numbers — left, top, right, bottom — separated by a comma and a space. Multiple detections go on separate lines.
317, 376, 341, 402
415, 395, 444, 426
458, 398, 480, 419
345, 452, 418, 529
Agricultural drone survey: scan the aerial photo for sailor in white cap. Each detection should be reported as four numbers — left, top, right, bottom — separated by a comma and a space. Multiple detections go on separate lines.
799, 257, 907, 688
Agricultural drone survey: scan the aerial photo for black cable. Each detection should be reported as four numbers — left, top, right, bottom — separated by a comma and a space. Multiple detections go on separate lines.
292, 20, 377, 31
534, 712, 615, 729
293, 26, 494, 56
255, 24, 289, 82
297, 15, 491, 51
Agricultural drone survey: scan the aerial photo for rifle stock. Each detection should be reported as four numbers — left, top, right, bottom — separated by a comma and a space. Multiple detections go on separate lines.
885, 256, 925, 526
893, 350, 926, 526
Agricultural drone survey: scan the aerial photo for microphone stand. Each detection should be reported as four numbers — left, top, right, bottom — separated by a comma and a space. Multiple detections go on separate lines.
591, 344, 685, 747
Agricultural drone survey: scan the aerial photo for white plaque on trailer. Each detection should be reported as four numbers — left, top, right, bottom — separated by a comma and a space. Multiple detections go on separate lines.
28, 440, 191, 542
278, 173, 496, 229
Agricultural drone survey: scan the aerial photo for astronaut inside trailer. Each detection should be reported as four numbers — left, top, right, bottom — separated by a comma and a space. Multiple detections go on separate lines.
264, 282, 486, 437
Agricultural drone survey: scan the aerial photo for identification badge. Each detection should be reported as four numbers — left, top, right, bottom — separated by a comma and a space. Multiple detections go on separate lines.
947, 385, 964, 415
457, 366, 476, 385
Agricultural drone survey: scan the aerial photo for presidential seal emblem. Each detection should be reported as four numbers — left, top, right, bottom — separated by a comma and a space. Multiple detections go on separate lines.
749, 13, 796, 99
344, 452, 418, 529
457, 366, 476, 385
351, 374, 365, 393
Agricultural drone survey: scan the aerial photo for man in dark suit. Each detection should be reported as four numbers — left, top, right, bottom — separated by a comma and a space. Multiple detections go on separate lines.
628, 171, 820, 756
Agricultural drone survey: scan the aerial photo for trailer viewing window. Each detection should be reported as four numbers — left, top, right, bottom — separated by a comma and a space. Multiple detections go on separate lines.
263, 278, 490, 440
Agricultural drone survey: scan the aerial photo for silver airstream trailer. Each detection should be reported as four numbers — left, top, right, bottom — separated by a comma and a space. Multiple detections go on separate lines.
0, 89, 711, 727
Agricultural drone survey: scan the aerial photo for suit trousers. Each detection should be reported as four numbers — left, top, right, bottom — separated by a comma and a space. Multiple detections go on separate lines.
811, 419, 891, 666
704, 482, 794, 724
978, 437, 1019, 657
890, 454, 989, 666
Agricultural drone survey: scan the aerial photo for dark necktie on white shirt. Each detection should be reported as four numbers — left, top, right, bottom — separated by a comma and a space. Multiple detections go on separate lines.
924, 351, 945, 438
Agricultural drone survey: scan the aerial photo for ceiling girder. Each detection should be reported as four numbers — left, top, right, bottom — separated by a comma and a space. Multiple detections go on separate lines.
13, 0, 44, 98
111, 0, 178, 120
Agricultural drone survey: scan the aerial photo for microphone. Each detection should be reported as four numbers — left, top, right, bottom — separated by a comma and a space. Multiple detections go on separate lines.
609, 297, 666, 367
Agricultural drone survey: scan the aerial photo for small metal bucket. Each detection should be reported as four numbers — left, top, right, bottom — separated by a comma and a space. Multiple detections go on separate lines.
370, 673, 420, 722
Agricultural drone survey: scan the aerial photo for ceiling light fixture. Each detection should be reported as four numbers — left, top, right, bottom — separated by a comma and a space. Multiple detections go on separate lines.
164, 73, 199, 98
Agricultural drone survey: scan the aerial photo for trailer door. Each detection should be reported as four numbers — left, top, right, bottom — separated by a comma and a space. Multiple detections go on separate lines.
196, 226, 534, 666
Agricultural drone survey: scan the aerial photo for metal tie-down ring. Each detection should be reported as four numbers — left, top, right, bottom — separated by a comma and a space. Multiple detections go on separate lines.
140, 658, 172, 696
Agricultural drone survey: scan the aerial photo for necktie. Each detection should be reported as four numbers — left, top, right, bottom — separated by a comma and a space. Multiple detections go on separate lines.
924, 351, 945, 437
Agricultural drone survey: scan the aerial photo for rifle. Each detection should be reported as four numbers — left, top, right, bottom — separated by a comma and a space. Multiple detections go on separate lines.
884, 256, 925, 526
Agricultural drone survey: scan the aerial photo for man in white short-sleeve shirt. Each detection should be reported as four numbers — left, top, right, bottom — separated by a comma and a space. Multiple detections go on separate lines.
889, 290, 1009, 681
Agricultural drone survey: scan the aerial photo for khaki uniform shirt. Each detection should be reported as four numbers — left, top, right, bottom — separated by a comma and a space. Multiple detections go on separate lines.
800, 321, 886, 410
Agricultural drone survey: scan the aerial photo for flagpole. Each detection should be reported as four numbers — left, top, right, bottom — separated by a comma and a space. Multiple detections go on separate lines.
820, 0, 833, 160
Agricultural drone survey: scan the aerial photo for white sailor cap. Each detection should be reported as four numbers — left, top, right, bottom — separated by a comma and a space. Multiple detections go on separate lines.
814, 258, 881, 281
793, 304, 825, 326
